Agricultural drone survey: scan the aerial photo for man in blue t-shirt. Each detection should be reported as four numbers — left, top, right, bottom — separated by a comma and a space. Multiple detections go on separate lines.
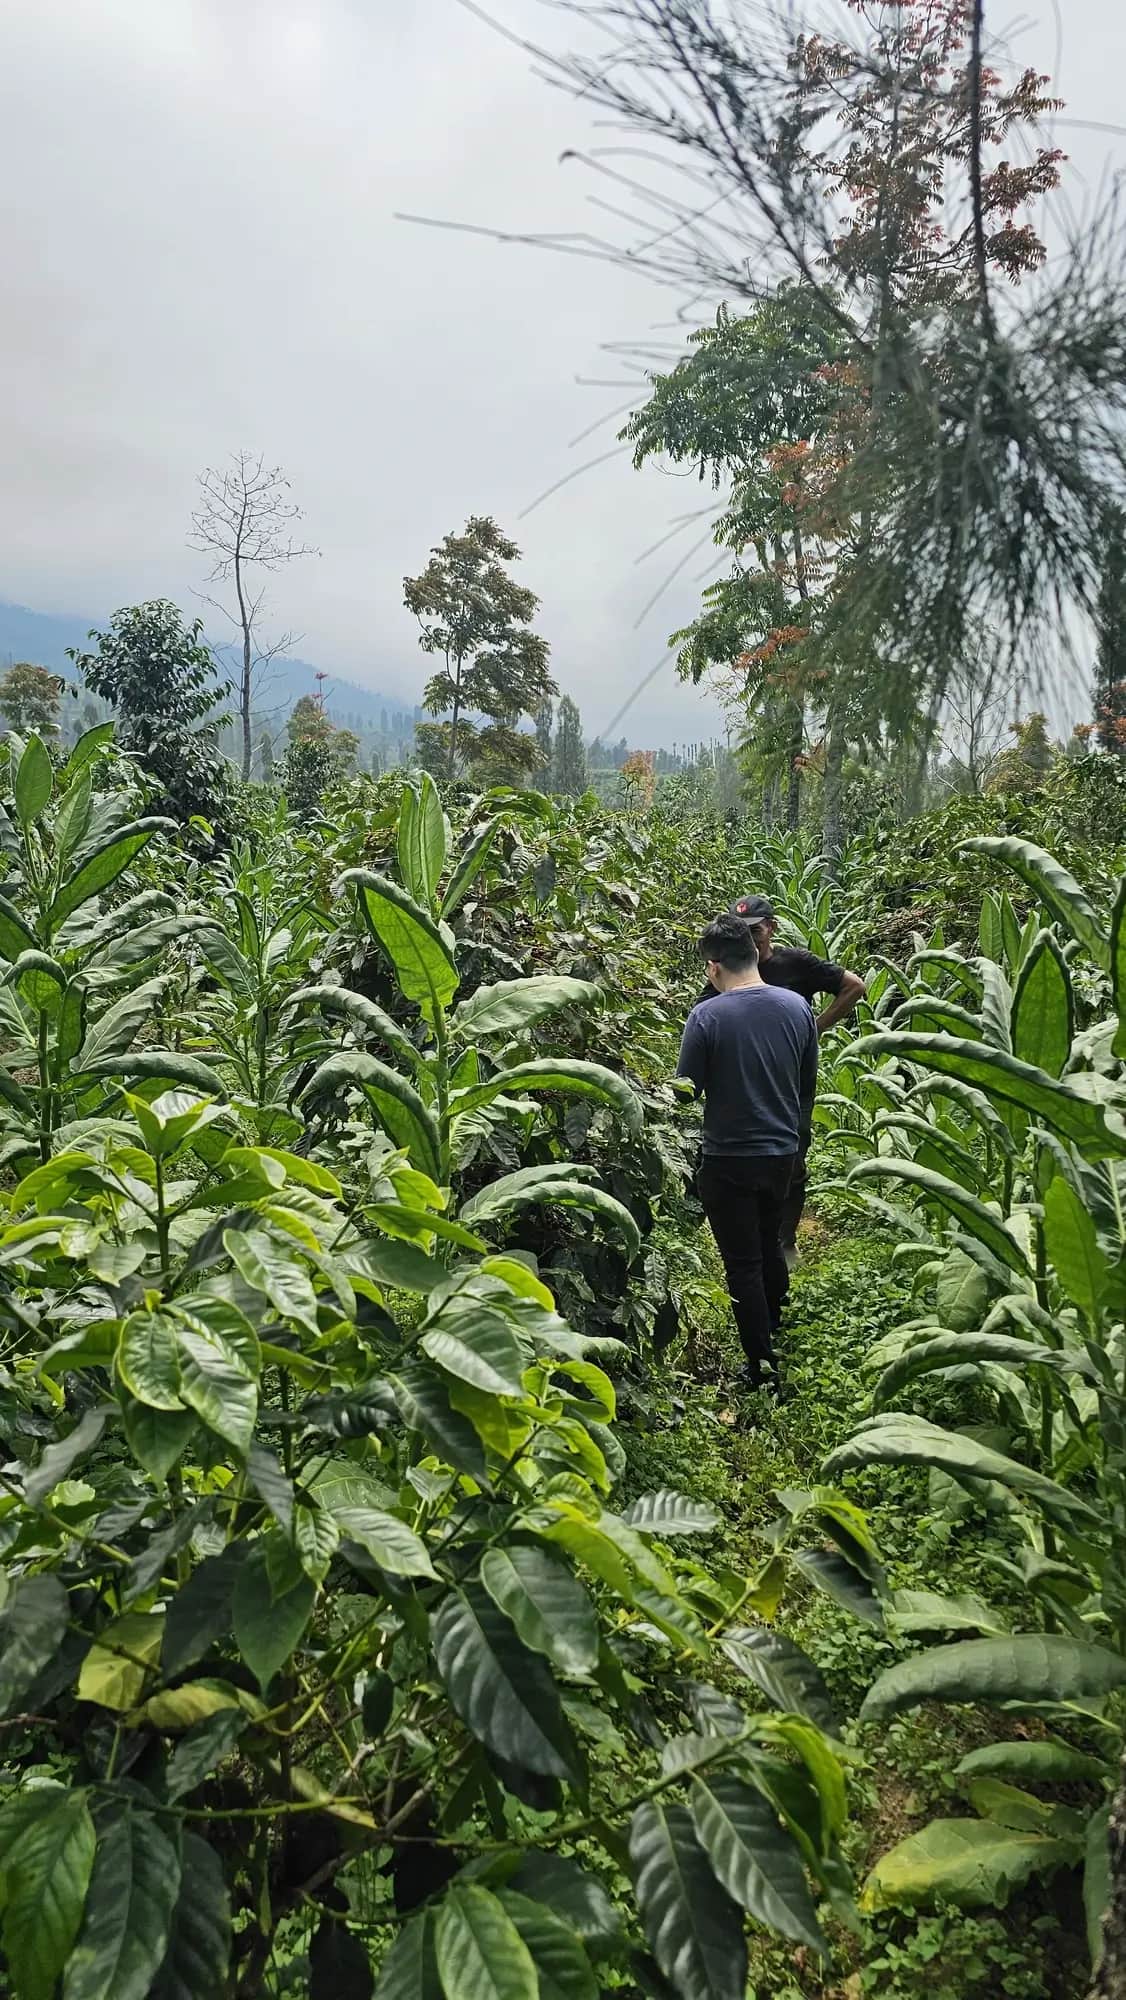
678, 913, 818, 1390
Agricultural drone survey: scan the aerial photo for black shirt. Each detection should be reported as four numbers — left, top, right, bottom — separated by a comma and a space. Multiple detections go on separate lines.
696, 947, 846, 1011
678, 986, 818, 1157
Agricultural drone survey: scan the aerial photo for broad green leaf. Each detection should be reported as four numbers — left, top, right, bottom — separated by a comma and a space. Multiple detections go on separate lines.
440, 816, 502, 920
1042, 1175, 1108, 1321
620, 1490, 721, 1537
495, 1891, 599, 2000
824, 1414, 1097, 1528
0, 892, 38, 963
232, 1539, 315, 1691
122, 1401, 195, 1483
162, 1548, 242, 1677
398, 772, 448, 911
245, 1440, 294, 1534
288, 982, 422, 1074
390, 1366, 488, 1481
851, 1031, 1126, 1158
174, 1318, 257, 1454
0, 1573, 69, 1716
145, 1680, 246, 1730
461, 1170, 641, 1260
15, 733, 53, 826
955, 1739, 1111, 1784
451, 1061, 643, 1138
871, 1331, 1059, 1411
82, 1050, 227, 1096
848, 1158, 1029, 1274
117, 1310, 183, 1410
959, 836, 1109, 968
480, 1546, 599, 1675
791, 1548, 885, 1629
358, 1237, 448, 1293
1010, 931, 1073, 1078
224, 1226, 320, 1335
334, 1504, 436, 1578
431, 1584, 581, 1781
861, 1634, 1126, 1719
978, 893, 1004, 964
0, 1062, 36, 1118
165, 1710, 247, 1800
149, 1833, 231, 2000
1112, 876, 1126, 1059
63, 1810, 181, 2000
53, 769, 93, 862
888, 1589, 1009, 1638
1, 1788, 95, 2000
421, 1310, 527, 1397
77, 976, 168, 1066
721, 1625, 840, 1737
935, 1249, 991, 1332
302, 1051, 442, 1180
1085, 1804, 1111, 1968
78, 1611, 163, 1711
862, 1817, 1078, 1912
453, 977, 599, 1040
963, 1777, 1086, 1836
435, 1886, 537, 2000
506, 1854, 623, 1954
337, 869, 459, 1010
47, 819, 173, 934
690, 1774, 825, 1953
375, 1907, 441, 2000
65, 721, 116, 777
628, 1799, 747, 2000
25, 1406, 106, 1506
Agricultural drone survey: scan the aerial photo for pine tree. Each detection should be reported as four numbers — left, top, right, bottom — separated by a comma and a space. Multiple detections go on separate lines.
553, 696, 588, 796
1095, 508, 1126, 754
535, 698, 554, 777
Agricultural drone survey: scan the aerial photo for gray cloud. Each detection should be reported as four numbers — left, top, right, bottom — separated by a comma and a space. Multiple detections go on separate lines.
0, 0, 1121, 744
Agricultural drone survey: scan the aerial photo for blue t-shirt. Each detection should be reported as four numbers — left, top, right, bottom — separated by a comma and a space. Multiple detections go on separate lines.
677, 984, 818, 1158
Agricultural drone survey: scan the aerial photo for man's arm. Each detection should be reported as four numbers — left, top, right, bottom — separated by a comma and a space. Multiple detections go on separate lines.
676, 1010, 710, 1096
816, 968, 866, 1037
798, 1013, 819, 1131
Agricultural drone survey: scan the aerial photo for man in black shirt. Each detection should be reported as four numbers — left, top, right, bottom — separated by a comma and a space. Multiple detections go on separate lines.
697, 893, 866, 1257
679, 914, 818, 1389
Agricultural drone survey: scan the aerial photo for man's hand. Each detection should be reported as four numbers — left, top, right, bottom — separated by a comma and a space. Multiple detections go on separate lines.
816, 969, 867, 1037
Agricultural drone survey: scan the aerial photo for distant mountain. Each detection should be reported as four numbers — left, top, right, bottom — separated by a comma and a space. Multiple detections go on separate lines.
0, 598, 419, 731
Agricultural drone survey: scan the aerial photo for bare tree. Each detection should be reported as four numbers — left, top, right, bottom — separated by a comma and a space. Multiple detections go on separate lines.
937, 639, 1020, 795
190, 453, 317, 779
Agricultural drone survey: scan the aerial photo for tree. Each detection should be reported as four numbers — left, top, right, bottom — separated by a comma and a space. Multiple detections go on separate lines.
985, 712, 1055, 794
1094, 509, 1126, 755
191, 453, 317, 781
0, 662, 62, 737
552, 695, 587, 795
281, 694, 358, 813
68, 600, 233, 821
403, 516, 556, 782
257, 730, 275, 783
535, 697, 554, 773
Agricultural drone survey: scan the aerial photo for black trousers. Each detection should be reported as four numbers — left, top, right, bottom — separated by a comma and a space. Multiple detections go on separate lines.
778, 1131, 810, 1249
698, 1154, 796, 1369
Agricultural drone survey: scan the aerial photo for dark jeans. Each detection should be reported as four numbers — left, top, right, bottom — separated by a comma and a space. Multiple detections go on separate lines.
779, 1131, 810, 1249
698, 1153, 796, 1369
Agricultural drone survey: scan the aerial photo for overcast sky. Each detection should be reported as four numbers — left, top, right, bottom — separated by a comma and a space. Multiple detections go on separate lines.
1, 0, 1123, 746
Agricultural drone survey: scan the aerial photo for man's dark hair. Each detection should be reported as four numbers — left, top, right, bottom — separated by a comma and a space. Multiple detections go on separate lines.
699, 913, 759, 971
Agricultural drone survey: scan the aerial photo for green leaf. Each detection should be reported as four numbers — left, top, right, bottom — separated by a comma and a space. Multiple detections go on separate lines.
720, 1625, 839, 1737
440, 817, 501, 920
480, 1546, 599, 1675
824, 1414, 1096, 1528
64, 721, 116, 778
1085, 1804, 1111, 1969
122, 1402, 195, 1483
162, 1548, 242, 1677
117, 1310, 183, 1410
0, 1788, 95, 2000
82, 1050, 227, 1097
25, 1406, 107, 1506
337, 869, 459, 1011
310, 1916, 374, 1998
421, 1310, 527, 1398
871, 1332, 1060, 1411
165, 1710, 247, 1801
452, 1061, 643, 1137
232, 1539, 315, 1691
888, 1589, 1009, 1637
848, 1158, 1029, 1274
174, 1316, 257, 1454
358, 1237, 448, 1293
629, 1799, 747, 2000
620, 1490, 721, 1537
861, 1634, 1126, 1719
862, 1817, 1078, 1913
245, 1441, 294, 1535
223, 1226, 320, 1335
398, 773, 448, 911
334, 1505, 437, 1578
1010, 931, 1073, 1078
959, 836, 1109, 968
461, 1170, 641, 1260
690, 1774, 825, 1953
495, 1891, 599, 2000
63, 1810, 181, 2000
453, 977, 599, 1040
145, 1680, 245, 1730
506, 1855, 622, 1954
955, 1739, 1111, 1784
0, 1573, 69, 1716
431, 1584, 581, 1781
47, 819, 173, 934
78, 1611, 163, 1711
15, 734, 53, 827
435, 1886, 537, 2000
374, 1908, 441, 2000
0, 892, 38, 963
791, 1549, 885, 1629
149, 1833, 231, 2000
1112, 877, 1126, 1060
390, 1366, 488, 1481
302, 1052, 442, 1180
77, 976, 168, 1066
1042, 1175, 1108, 1321
851, 1032, 1126, 1158
935, 1250, 992, 1332
287, 982, 422, 1072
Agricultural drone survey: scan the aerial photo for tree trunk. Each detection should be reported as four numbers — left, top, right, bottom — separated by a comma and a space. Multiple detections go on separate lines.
235, 557, 252, 782
823, 713, 846, 874
1090, 1759, 1126, 1998
447, 655, 462, 782
786, 702, 803, 830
